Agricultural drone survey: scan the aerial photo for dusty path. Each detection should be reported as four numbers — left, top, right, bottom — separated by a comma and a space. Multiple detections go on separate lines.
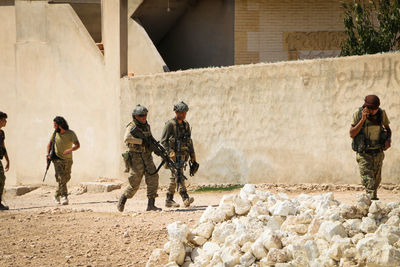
0, 184, 399, 266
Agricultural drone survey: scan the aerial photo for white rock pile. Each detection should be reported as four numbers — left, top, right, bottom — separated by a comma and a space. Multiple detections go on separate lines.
146, 184, 400, 267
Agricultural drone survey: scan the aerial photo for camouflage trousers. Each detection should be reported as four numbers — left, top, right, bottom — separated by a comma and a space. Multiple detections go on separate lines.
0, 161, 5, 201
167, 171, 188, 196
53, 158, 73, 198
123, 151, 159, 199
356, 151, 384, 197
167, 155, 189, 197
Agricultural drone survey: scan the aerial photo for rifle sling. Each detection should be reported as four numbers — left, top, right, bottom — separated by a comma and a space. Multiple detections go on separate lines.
147, 160, 165, 176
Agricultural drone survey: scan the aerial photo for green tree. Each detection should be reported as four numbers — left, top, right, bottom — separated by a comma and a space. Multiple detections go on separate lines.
340, 0, 400, 56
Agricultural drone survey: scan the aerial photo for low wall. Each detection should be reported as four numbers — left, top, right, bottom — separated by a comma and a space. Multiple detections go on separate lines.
121, 53, 400, 185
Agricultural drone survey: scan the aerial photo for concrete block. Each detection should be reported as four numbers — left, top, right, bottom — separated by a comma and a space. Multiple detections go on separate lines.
80, 182, 121, 193
5, 186, 38, 196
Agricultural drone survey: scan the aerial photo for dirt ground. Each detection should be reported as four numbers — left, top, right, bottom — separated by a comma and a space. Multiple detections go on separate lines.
0, 183, 399, 267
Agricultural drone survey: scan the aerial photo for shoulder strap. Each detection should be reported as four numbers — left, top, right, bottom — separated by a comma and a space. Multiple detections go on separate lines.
378, 108, 383, 126
183, 120, 190, 132
51, 131, 57, 142
172, 118, 178, 137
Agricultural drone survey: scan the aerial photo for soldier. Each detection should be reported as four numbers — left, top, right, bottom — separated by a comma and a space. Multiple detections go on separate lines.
117, 105, 161, 212
161, 101, 198, 208
350, 95, 391, 200
47, 116, 80, 205
0, 112, 10, 210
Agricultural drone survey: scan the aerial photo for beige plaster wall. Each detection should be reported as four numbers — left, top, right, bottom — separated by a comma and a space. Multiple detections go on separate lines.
0, 5, 17, 185
127, 19, 166, 75
127, 0, 166, 75
9, 1, 120, 185
121, 53, 400, 185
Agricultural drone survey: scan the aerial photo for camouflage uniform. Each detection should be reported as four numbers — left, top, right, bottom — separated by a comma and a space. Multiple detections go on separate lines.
0, 161, 5, 203
161, 119, 194, 195
356, 152, 384, 197
118, 105, 161, 212
161, 102, 196, 208
53, 158, 73, 198
51, 129, 78, 201
122, 120, 159, 199
0, 129, 8, 209
352, 107, 390, 199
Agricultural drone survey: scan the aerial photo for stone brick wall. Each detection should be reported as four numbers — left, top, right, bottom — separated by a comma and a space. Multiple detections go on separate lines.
235, 0, 345, 64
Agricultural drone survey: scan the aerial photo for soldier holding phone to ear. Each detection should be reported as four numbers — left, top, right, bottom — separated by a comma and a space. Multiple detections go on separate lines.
350, 95, 391, 200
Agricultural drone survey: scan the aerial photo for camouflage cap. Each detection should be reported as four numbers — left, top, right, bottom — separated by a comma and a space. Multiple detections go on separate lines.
173, 101, 189, 112
132, 104, 148, 116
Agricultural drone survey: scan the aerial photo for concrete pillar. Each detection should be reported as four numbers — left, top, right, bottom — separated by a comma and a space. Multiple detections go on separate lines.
101, 0, 125, 176
120, 0, 128, 77
102, 0, 127, 78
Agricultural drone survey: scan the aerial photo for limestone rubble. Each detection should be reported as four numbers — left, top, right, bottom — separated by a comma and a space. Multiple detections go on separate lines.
146, 184, 400, 267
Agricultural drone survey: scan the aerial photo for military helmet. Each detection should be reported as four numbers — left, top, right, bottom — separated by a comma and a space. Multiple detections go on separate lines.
132, 104, 148, 117
173, 101, 189, 112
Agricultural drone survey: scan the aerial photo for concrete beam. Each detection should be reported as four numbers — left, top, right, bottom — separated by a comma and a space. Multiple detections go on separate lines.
48, 0, 100, 3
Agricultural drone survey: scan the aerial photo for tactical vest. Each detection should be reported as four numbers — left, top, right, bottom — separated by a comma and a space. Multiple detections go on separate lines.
352, 108, 387, 153
127, 120, 152, 153
168, 119, 191, 153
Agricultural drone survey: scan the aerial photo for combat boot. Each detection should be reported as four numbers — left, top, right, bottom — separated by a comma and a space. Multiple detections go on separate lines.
180, 191, 194, 208
366, 190, 376, 200
117, 194, 127, 212
0, 203, 9, 210
146, 198, 161, 211
61, 196, 69, 205
165, 193, 180, 208
0, 198, 9, 210
371, 190, 379, 201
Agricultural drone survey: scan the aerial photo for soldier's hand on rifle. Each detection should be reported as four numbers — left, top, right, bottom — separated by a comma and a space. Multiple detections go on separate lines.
190, 154, 196, 163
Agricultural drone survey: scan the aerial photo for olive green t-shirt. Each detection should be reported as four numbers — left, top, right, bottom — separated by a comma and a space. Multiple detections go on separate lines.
352, 108, 390, 149
50, 130, 79, 160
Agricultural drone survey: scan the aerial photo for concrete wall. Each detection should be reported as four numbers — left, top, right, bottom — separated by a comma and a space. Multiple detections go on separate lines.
127, 0, 166, 75
157, 0, 234, 71
9, 0, 120, 185
0, 0, 165, 186
70, 3, 102, 43
0, 5, 17, 185
127, 19, 166, 75
235, 0, 345, 64
121, 53, 400, 185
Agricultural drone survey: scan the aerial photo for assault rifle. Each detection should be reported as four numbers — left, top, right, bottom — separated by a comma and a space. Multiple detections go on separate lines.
43, 131, 57, 182
130, 126, 187, 190
175, 139, 186, 191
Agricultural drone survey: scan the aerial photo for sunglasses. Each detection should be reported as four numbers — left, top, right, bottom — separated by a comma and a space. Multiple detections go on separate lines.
138, 114, 147, 117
